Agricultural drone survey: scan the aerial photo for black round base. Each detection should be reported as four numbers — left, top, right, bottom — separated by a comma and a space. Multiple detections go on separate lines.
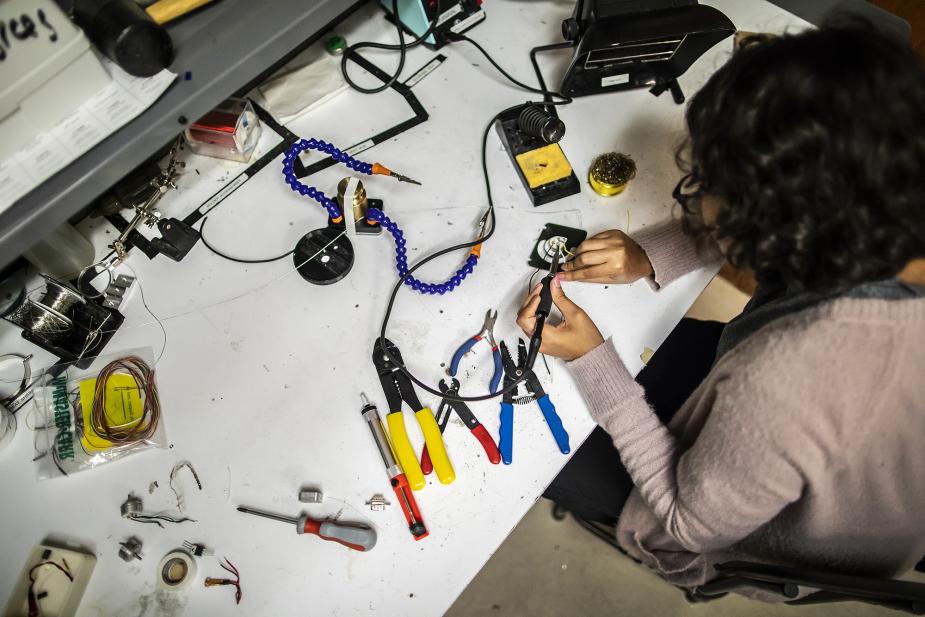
293, 228, 354, 285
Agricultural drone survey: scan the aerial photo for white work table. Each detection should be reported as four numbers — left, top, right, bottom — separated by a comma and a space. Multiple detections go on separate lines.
0, 1, 807, 615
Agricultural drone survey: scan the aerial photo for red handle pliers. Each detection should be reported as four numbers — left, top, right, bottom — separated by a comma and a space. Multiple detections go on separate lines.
421, 378, 502, 474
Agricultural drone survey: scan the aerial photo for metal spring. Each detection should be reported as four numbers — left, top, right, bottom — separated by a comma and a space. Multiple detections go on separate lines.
6, 299, 72, 340
517, 105, 565, 144
37, 276, 85, 315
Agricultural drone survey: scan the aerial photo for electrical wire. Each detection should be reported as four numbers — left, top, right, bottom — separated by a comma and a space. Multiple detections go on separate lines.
199, 216, 295, 264
90, 356, 160, 445
341, 0, 442, 94
448, 33, 573, 104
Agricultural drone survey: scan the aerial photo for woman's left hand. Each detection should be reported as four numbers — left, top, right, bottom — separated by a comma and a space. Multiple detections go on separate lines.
517, 278, 604, 361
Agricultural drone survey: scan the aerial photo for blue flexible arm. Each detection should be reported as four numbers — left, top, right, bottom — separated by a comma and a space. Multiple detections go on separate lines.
536, 394, 570, 455
499, 402, 514, 465
490, 349, 503, 394
450, 338, 479, 376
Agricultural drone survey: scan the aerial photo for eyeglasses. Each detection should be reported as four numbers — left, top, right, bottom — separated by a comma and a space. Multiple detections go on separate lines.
673, 173, 702, 215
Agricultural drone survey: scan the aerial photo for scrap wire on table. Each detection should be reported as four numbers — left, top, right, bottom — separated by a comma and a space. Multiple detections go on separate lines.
205, 557, 242, 605
170, 461, 203, 511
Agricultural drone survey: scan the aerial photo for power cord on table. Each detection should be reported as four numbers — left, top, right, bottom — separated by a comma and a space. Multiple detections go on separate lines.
341, 6, 574, 402
199, 216, 295, 264
341, 0, 443, 94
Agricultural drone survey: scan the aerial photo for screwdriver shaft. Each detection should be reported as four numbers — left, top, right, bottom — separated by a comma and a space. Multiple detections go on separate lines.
237, 506, 298, 526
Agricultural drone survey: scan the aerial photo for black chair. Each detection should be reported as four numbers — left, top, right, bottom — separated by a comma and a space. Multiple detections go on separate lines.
565, 511, 925, 615
689, 561, 925, 615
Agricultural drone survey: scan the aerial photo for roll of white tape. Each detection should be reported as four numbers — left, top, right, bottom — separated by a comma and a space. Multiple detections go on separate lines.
157, 550, 196, 591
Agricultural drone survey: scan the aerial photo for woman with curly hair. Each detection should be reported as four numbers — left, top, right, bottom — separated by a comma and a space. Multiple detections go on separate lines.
518, 22, 925, 595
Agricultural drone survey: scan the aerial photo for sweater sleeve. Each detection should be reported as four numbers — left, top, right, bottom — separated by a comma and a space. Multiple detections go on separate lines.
633, 222, 722, 289
568, 339, 805, 553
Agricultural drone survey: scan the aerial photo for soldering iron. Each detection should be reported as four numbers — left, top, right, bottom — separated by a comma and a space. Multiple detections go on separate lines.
525, 247, 561, 370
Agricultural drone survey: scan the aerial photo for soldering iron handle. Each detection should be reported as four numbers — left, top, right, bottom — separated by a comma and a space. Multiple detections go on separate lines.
537, 395, 570, 455
499, 401, 514, 465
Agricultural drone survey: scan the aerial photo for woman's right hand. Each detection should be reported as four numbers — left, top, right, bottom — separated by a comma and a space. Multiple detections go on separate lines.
558, 229, 653, 284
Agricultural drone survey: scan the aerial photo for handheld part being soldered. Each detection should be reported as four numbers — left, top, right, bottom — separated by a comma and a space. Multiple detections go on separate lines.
121, 494, 195, 528
374, 338, 455, 489
421, 378, 501, 476
360, 393, 428, 541
525, 248, 561, 371
236, 506, 377, 552
498, 338, 570, 465
449, 309, 503, 395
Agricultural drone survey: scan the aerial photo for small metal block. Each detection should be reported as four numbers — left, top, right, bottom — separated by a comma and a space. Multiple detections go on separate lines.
298, 489, 323, 504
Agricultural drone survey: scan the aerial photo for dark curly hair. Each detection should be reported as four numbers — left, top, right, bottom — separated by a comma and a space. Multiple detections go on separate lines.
680, 22, 925, 293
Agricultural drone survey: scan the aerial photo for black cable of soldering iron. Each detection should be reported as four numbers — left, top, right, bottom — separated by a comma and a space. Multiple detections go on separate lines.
341, 0, 442, 94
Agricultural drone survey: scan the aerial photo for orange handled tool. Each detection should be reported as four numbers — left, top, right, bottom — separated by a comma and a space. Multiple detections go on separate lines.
237, 506, 377, 552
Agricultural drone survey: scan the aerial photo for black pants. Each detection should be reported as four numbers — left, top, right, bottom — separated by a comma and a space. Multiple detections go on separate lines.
544, 318, 726, 524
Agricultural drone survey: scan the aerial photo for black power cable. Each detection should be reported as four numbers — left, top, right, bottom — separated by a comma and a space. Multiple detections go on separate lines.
199, 216, 295, 264
341, 0, 442, 94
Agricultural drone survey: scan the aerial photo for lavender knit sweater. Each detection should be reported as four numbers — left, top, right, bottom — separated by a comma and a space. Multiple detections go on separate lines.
567, 222, 925, 593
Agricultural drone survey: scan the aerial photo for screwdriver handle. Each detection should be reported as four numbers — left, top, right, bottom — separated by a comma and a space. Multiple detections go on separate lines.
298, 515, 377, 552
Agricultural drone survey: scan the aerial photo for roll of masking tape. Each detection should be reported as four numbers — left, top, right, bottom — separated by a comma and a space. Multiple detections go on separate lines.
157, 550, 196, 591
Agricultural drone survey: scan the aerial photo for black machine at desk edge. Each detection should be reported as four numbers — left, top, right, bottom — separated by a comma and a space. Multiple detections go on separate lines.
560, 0, 735, 101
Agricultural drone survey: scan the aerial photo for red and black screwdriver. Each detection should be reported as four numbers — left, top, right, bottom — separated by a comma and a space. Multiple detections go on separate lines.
237, 506, 377, 552
361, 393, 428, 541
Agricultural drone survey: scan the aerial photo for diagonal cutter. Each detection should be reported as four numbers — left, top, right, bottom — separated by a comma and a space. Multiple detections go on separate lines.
421, 378, 502, 475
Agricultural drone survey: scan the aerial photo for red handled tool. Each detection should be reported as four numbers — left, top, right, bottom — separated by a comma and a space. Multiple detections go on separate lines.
421, 377, 501, 474
236, 506, 377, 552
361, 394, 429, 540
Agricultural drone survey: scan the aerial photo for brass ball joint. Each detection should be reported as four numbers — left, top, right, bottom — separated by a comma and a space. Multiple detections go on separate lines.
588, 152, 636, 196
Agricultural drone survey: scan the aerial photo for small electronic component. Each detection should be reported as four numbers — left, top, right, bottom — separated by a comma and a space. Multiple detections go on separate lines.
120, 494, 195, 528
366, 494, 391, 511
117, 538, 143, 562
496, 106, 580, 206
588, 152, 636, 196
298, 488, 324, 504
204, 558, 242, 605
181, 541, 213, 557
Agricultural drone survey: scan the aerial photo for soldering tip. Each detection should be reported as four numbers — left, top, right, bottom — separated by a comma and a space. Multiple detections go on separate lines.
360, 392, 370, 406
